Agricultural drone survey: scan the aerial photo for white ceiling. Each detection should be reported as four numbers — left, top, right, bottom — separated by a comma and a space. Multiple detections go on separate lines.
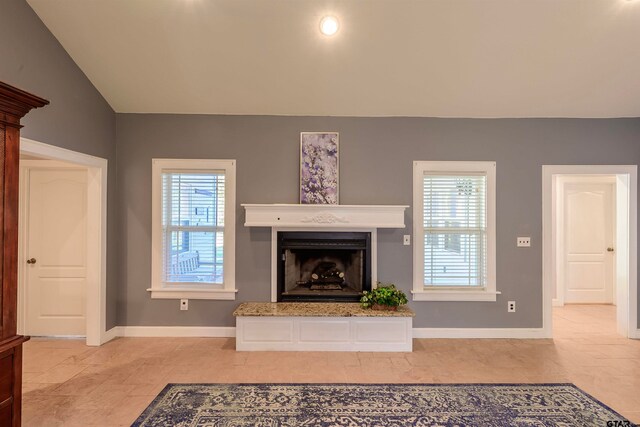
27, 0, 640, 118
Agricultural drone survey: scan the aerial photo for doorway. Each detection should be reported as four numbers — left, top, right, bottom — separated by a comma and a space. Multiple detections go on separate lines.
17, 138, 108, 346
556, 176, 616, 305
22, 162, 88, 336
542, 165, 638, 339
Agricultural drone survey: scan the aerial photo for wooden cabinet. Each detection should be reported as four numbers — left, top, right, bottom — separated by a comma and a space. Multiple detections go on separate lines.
0, 82, 48, 427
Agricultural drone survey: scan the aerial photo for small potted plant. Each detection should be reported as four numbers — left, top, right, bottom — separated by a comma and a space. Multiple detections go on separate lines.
360, 283, 408, 311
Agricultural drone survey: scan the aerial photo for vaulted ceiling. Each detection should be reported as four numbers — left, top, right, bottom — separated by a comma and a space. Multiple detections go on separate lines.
27, 0, 640, 117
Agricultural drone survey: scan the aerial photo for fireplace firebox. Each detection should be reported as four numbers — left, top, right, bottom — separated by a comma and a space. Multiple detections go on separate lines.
277, 231, 372, 302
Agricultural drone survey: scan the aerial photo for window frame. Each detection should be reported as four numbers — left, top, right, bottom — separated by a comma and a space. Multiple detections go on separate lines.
149, 159, 237, 300
412, 161, 498, 302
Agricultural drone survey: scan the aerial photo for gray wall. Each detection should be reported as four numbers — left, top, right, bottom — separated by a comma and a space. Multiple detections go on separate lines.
116, 114, 640, 329
3, 0, 640, 332
0, 0, 118, 328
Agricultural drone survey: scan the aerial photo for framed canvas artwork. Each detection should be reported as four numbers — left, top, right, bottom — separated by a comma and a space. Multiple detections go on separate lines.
300, 132, 339, 204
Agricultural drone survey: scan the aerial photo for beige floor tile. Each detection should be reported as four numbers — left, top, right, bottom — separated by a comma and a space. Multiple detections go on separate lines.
21, 304, 640, 425
127, 382, 167, 397
25, 364, 87, 384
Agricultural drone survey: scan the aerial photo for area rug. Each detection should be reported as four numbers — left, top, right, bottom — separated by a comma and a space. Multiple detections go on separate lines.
132, 383, 632, 427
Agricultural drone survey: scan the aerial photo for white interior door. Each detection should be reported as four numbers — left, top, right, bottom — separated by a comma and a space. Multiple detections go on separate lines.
25, 168, 88, 336
563, 182, 615, 304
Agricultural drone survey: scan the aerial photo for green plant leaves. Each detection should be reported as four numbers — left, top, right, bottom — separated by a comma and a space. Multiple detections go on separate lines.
360, 282, 408, 309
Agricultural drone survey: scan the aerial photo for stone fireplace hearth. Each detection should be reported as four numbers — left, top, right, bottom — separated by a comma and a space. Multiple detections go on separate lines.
234, 302, 415, 351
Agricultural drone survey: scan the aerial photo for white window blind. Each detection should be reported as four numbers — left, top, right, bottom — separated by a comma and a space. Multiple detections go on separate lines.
162, 171, 225, 285
423, 174, 487, 288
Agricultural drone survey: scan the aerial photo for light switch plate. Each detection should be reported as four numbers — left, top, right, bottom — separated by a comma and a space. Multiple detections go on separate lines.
517, 237, 531, 247
403, 235, 411, 245
180, 299, 189, 311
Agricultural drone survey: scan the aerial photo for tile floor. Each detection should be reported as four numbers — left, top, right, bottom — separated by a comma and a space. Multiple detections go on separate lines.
22, 305, 640, 426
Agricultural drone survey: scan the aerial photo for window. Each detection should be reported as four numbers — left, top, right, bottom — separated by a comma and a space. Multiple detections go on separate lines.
412, 161, 497, 301
149, 159, 237, 299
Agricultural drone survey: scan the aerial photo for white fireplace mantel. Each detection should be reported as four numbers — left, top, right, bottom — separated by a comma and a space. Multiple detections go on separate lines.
242, 204, 408, 229
242, 203, 408, 303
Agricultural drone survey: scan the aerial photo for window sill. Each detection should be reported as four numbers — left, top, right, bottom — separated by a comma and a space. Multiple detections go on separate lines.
411, 289, 500, 302
147, 288, 238, 300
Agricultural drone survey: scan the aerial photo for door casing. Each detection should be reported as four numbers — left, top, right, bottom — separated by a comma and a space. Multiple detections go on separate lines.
542, 165, 638, 339
18, 138, 108, 346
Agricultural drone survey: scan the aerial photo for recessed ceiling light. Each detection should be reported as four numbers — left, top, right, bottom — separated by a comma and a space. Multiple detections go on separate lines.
319, 16, 339, 36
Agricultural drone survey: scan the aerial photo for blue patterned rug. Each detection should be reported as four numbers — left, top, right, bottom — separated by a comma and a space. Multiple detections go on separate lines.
132, 383, 632, 427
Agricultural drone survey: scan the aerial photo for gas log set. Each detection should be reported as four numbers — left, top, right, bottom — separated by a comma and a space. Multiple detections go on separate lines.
277, 231, 372, 302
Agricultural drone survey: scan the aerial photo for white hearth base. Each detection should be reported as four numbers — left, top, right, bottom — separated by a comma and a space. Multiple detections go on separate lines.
235, 316, 413, 352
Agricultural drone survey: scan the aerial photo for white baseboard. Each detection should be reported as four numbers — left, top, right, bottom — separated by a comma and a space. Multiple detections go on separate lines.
629, 328, 640, 339
114, 326, 236, 338
552, 299, 563, 307
101, 326, 550, 340
102, 326, 120, 344
412, 327, 550, 339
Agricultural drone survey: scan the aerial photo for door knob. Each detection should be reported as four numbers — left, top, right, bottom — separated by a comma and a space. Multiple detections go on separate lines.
26, 258, 36, 264
607, 247, 615, 252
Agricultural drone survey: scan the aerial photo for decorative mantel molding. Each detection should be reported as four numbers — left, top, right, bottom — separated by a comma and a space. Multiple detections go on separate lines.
301, 212, 349, 224
242, 204, 408, 229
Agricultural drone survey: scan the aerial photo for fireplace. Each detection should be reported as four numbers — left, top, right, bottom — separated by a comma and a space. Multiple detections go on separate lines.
277, 231, 372, 302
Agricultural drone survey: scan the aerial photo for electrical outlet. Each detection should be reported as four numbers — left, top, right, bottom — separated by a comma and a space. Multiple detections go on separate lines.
508, 301, 516, 312
180, 299, 189, 311
403, 235, 411, 245
517, 237, 531, 247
